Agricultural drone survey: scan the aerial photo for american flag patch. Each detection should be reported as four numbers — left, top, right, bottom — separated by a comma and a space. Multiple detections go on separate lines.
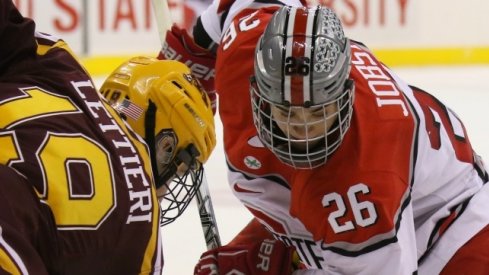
115, 99, 144, 120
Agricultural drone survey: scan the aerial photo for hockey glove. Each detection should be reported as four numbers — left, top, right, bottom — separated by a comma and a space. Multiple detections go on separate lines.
194, 238, 295, 275
157, 24, 216, 114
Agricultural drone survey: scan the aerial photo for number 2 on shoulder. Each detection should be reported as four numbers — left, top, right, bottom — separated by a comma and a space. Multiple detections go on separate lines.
222, 11, 260, 50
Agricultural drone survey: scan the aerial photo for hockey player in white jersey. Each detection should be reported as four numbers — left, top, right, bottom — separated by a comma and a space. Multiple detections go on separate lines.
157, 1, 489, 274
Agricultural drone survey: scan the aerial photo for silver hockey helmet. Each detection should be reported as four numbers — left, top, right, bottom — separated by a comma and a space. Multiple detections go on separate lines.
250, 6, 354, 168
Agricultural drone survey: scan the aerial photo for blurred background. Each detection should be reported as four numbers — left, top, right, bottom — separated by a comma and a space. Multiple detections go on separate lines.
13, 0, 489, 76
14, 0, 489, 274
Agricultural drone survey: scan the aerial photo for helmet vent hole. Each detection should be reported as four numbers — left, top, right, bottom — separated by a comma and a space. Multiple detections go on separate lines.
172, 81, 183, 89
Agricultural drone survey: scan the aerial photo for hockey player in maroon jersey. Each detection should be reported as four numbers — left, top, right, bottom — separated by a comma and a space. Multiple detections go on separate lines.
0, 1, 215, 273
157, 1, 489, 274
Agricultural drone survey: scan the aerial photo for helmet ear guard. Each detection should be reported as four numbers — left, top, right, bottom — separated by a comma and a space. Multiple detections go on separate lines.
100, 56, 216, 225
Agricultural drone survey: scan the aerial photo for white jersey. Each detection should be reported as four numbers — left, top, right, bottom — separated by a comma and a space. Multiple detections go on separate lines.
207, 2, 489, 274
198, 0, 304, 44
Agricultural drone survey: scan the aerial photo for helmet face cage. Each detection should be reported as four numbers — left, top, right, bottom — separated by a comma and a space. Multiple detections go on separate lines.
251, 79, 354, 168
157, 143, 203, 226
251, 6, 354, 169
158, 161, 203, 226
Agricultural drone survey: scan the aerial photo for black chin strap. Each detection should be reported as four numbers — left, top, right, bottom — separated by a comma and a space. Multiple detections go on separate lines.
144, 101, 160, 187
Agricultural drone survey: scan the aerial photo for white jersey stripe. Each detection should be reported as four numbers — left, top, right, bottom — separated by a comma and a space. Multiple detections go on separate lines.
0, 226, 29, 275
303, 9, 316, 104
34, 31, 59, 43
283, 8, 297, 103
448, 109, 466, 139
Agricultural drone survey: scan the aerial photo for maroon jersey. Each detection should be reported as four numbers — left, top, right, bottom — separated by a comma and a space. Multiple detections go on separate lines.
0, 4, 163, 274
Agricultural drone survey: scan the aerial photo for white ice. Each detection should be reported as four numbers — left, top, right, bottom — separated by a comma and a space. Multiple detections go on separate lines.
94, 65, 489, 274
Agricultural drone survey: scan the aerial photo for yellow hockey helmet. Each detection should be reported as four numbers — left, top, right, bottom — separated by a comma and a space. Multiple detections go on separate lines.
100, 56, 216, 225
